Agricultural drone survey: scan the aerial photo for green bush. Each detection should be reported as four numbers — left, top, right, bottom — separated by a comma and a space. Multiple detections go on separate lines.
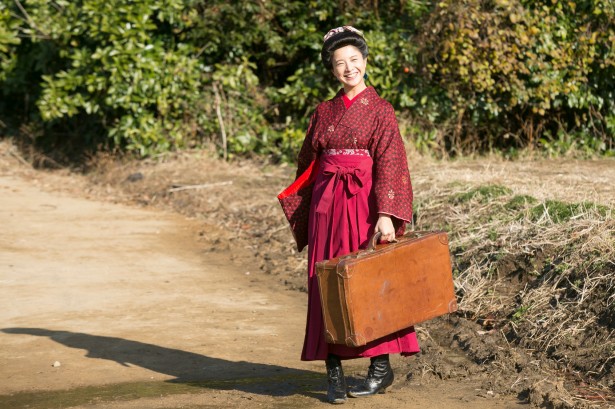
0, 0, 612, 160
416, 0, 614, 154
0, 3, 20, 82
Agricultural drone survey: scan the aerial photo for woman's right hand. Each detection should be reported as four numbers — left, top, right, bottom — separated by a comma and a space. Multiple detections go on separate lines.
375, 214, 396, 242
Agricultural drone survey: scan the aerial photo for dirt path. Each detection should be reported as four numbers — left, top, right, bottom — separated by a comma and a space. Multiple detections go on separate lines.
0, 171, 527, 408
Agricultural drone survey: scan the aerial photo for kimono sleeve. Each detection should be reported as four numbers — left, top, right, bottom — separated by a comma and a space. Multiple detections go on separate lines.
295, 108, 319, 179
371, 101, 413, 235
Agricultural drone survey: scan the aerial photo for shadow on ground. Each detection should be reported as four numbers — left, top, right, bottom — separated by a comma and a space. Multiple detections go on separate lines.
2, 327, 324, 405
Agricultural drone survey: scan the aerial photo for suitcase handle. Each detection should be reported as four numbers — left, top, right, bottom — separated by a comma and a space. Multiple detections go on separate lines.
366, 231, 401, 251
367, 230, 432, 251
338, 230, 448, 267
364, 232, 397, 254
346, 232, 396, 260
339, 230, 436, 262
367, 231, 383, 251
336, 233, 382, 263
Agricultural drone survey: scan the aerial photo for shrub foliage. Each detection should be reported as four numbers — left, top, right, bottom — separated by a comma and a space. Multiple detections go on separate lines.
0, 0, 613, 160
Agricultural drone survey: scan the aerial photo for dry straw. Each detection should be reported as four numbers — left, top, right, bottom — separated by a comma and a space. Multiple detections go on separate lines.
412, 158, 614, 383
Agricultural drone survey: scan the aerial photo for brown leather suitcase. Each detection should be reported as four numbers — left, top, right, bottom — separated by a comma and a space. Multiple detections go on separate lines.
315, 231, 457, 347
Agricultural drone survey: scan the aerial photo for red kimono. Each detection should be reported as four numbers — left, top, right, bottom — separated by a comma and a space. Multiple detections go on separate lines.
296, 86, 420, 361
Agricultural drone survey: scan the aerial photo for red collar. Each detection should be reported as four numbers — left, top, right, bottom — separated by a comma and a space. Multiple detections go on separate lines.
342, 87, 368, 109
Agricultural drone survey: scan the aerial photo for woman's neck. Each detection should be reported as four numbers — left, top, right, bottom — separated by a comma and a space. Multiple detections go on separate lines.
343, 82, 367, 100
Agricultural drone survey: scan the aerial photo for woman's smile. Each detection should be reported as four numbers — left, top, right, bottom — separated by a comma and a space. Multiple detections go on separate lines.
331, 45, 367, 96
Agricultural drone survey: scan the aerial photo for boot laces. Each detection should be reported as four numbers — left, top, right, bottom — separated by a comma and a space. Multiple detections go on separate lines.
328, 366, 343, 383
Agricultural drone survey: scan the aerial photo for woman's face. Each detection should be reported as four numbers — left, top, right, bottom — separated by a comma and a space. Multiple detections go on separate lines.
331, 45, 367, 90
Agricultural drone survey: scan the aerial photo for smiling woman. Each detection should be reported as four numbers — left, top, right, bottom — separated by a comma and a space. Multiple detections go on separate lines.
283, 26, 418, 404
330, 46, 367, 98
321, 27, 369, 100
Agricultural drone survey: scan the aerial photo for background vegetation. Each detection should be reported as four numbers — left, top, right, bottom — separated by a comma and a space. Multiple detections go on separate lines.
0, 0, 613, 162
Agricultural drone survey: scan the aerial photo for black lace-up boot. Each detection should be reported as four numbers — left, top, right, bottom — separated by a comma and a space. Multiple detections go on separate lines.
347, 354, 393, 398
325, 354, 347, 404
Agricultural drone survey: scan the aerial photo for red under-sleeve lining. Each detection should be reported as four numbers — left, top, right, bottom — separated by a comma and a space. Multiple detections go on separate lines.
278, 159, 319, 199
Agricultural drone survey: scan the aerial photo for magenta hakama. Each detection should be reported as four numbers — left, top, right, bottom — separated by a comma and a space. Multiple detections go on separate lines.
300, 151, 420, 361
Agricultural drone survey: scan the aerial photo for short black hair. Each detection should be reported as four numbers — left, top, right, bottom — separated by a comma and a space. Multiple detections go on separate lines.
321, 31, 368, 71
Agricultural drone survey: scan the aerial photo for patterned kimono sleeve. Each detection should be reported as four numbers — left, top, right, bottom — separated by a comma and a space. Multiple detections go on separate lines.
371, 101, 413, 235
295, 108, 319, 179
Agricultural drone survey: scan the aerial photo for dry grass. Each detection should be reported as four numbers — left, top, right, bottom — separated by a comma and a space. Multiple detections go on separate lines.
412, 156, 615, 386
410, 155, 615, 207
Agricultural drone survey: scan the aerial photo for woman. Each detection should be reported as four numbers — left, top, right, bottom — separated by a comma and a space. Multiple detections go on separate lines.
294, 26, 420, 404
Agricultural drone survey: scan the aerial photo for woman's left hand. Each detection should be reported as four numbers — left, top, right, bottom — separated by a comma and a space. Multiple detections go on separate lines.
375, 214, 396, 242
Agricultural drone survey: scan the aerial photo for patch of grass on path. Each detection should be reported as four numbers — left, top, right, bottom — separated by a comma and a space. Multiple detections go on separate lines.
452, 184, 513, 204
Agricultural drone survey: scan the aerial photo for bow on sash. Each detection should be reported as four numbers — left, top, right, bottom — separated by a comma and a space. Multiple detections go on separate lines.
315, 163, 370, 215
